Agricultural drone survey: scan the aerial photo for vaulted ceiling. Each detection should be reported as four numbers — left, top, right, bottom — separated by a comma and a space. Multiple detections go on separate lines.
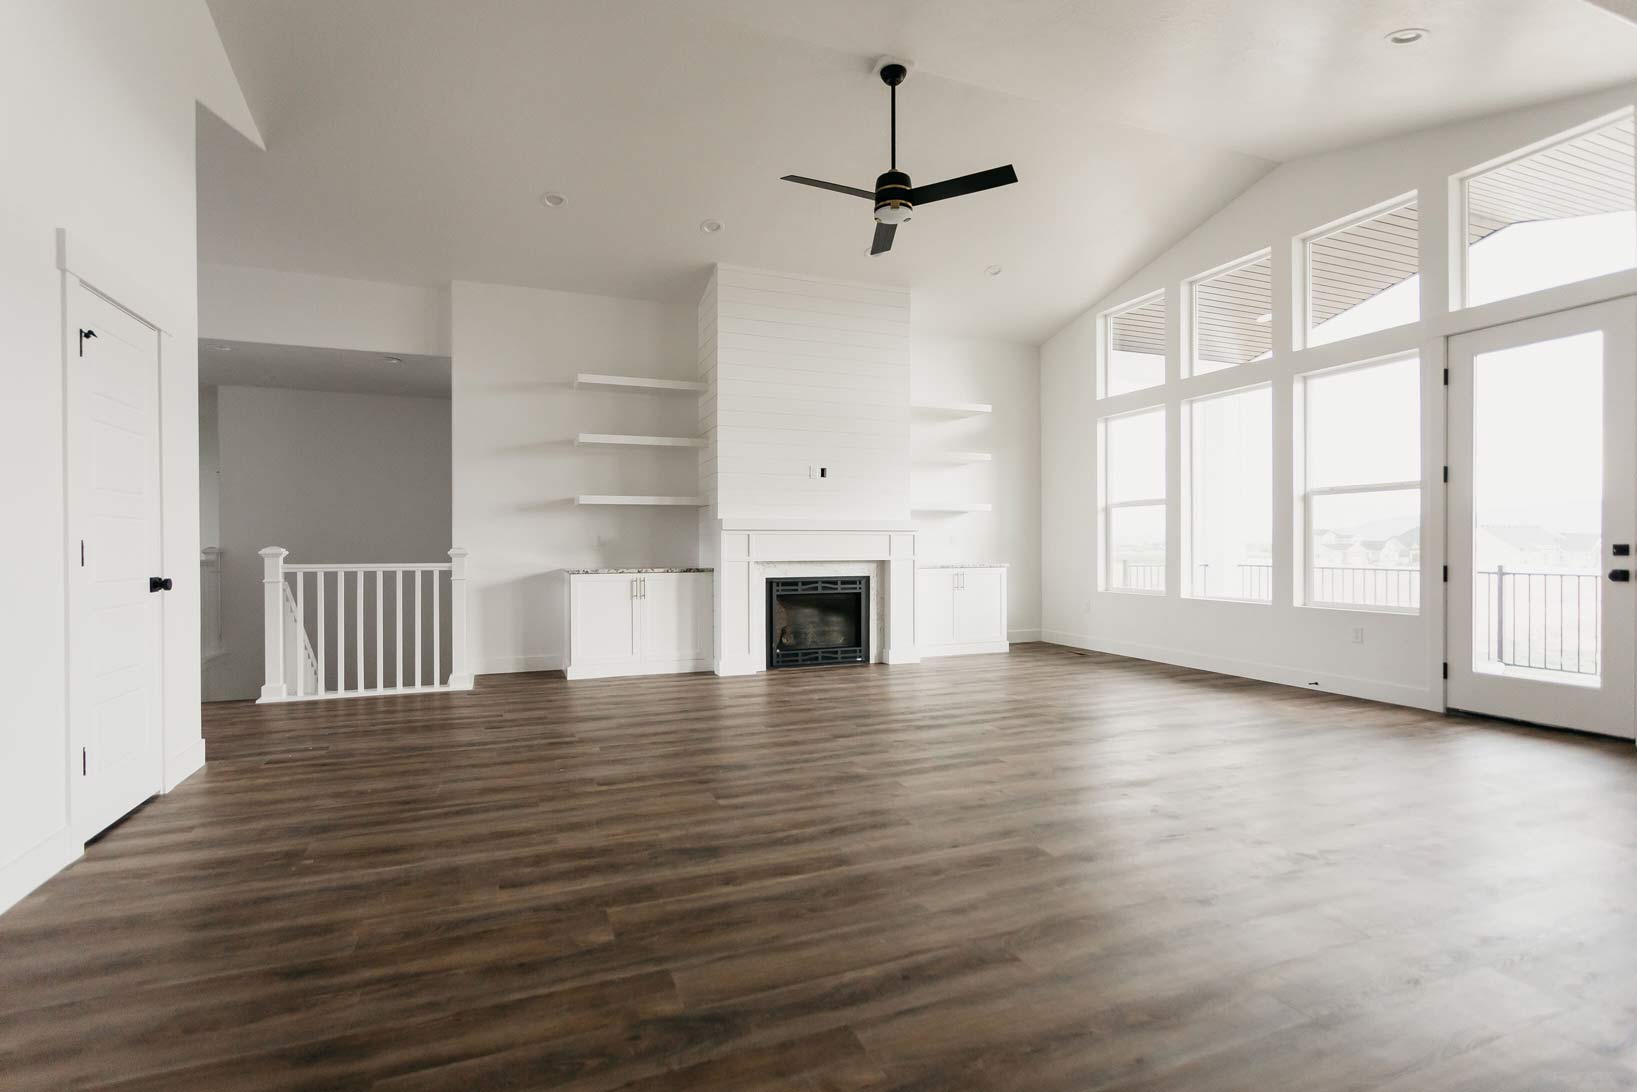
199, 0, 1637, 344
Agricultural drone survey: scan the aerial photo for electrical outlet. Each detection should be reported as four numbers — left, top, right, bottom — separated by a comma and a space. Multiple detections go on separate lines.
819, 466, 829, 479
1351, 626, 1365, 644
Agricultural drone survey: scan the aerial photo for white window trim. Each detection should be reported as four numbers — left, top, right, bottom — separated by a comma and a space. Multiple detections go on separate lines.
1099, 407, 1167, 594
1185, 248, 1273, 379
1450, 105, 1637, 312
1183, 382, 1273, 604
1098, 288, 1166, 401
1298, 191, 1420, 352
1296, 352, 1424, 616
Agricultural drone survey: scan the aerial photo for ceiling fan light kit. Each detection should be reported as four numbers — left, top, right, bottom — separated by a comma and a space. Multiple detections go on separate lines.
780, 62, 1018, 255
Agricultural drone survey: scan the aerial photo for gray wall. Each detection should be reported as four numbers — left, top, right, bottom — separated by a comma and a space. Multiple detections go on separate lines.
213, 385, 452, 700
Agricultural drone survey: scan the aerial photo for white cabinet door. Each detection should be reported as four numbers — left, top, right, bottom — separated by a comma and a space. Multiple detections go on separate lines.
640, 573, 712, 665
954, 568, 1007, 645
569, 575, 641, 668
915, 569, 957, 650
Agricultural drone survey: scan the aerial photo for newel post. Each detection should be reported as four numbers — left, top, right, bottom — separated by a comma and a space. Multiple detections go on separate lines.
448, 548, 474, 690
257, 547, 288, 703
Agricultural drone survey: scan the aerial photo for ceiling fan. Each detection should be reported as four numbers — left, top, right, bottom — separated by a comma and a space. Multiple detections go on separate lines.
781, 62, 1018, 256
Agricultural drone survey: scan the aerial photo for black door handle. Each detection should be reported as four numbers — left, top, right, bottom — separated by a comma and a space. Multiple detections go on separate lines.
1610, 570, 1630, 583
149, 576, 173, 593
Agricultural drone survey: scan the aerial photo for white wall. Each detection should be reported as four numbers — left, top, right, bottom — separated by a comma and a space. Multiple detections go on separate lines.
1042, 83, 1637, 710
912, 333, 1042, 640
0, 3, 255, 912
213, 386, 452, 700
199, 263, 452, 357
703, 265, 912, 522
452, 281, 698, 674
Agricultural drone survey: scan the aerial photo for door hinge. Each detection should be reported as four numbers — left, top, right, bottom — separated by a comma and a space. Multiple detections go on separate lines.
1442, 662, 1448, 680
1442, 465, 1449, 483
80, 539, 85, 567
1442, 564, 1448, 582
82, 747, 87, 776
1442, 367, 1449, 386
79, 328, 97, 357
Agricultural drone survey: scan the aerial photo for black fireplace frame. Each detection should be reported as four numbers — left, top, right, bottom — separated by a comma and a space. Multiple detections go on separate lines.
765, 576, 871, 669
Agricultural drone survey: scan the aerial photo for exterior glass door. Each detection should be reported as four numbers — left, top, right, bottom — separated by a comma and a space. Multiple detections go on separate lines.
1447, 297, 1636, 738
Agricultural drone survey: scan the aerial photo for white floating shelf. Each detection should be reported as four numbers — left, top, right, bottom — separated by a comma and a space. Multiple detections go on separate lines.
913, 400, 993, 417
576, 495, 706, 507
915, 450, 993, 464
912, 502, 993, 513
574, 373, 707, 395
575, 433, 707, 449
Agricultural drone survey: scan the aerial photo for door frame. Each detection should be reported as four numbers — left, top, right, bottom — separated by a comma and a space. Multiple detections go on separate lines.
1442, 296, 1637, 739
61, 260, 175, 842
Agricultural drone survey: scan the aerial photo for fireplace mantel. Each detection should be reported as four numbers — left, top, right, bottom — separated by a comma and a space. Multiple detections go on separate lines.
703, 520, 918, 676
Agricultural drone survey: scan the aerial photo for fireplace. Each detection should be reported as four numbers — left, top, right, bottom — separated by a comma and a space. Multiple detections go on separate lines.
766, 576, 870, 668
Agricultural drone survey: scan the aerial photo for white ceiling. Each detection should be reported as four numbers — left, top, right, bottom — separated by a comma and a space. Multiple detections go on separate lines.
201, 341, 451, 398
199, 0, 1637, 344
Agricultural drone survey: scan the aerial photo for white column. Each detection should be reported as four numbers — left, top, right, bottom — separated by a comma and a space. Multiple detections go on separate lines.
257, 547, 288, 702
884, 531, 921, 664
447, 548, 474, 689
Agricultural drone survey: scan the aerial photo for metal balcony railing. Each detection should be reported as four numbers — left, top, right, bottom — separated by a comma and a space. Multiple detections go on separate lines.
1476, 567, 1599, 676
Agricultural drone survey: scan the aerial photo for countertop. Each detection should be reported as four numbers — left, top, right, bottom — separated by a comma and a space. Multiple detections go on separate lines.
917, 562, 1009, 569
563, 567, 714, 575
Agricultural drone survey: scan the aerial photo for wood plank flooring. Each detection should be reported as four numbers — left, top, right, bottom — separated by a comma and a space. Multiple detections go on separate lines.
4, 643, 1637, 1090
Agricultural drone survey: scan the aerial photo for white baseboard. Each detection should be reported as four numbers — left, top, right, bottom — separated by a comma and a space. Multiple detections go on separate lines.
883, 647, 921, 665
1008, 629, 1042, 643
164, 740, 206, 793
922, 641, 1010, 659
1040, 630, 1443, 712
566, 658, 712, 681
475, 654, 565, 676
714, 657, 760, 677
0, 827, 80, 916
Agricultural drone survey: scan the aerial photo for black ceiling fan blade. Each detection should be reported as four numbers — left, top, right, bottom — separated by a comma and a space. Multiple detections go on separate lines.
781, 175, 875, 200
870, 222, 897, 256
908, 164, 1018, 206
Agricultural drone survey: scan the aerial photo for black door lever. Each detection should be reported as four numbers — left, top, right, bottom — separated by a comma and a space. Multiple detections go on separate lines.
149, 576, 172, 593
1610, 570, 1631, 583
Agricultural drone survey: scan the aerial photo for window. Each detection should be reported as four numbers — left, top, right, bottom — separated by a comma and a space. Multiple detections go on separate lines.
1186, 386, 1272, 601
1462, 113, 1636, 308
1103, 292, 1166, 396
1305, 198, 1420, 347
1101, 408, 1166, 592
1299, 355, 1422, 611
1190, 252, 1272, 376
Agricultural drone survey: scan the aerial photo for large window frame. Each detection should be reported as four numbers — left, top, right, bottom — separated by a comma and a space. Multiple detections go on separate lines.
1452, 108, 1637, 312
1099, 406, 1167, 595
1298, 193, 1420, 351
1183, 382, 1273, 604
1295, 353, 1423, 616
1186, 249, 1274, 378
1099, 290, 1167, 399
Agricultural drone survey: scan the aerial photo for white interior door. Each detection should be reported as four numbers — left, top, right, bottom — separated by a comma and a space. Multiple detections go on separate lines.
68, 284, 166, 836
1447, 297, 1637, 739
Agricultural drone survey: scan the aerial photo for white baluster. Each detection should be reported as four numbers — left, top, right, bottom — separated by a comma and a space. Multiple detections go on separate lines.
337, 569, 347, 692
396, 569, 405, 689
355, 570, 364, 692
449, 548, 472, 689
433, 570, 442, 687
317, 570, 327, 696
415, 569, 424, 688
376, 569, 384, 690
294, 570, 306, 698
257, 547, 287, 703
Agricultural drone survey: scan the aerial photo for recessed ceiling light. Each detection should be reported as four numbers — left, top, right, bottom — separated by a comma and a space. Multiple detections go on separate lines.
700, 218, 724, 234
539, 191, 567, 208
384, 355, 404, 364
1385, 27, 1428, 44
1255, 312, 1273, 324
985, 264, 1003, 276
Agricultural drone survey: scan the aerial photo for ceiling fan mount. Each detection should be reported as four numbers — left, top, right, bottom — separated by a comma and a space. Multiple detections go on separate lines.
780, 61, 1017, 255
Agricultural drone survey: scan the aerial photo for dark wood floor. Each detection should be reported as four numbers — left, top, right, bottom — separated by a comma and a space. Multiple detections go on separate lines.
4, 644, 1637, 1090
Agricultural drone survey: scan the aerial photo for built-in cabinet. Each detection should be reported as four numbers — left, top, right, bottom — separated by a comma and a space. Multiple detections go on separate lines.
916, 566, 1008, 657
564, 571, 712, 679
